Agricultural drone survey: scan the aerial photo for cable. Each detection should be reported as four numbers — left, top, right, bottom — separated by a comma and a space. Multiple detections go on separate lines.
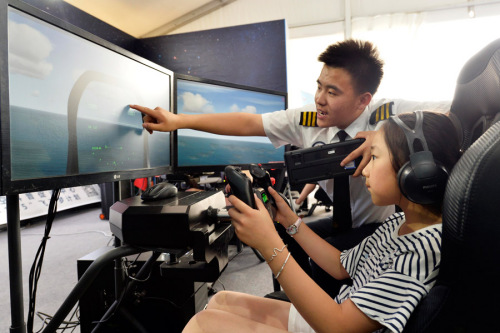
23, 230, 112, 238
212, 278, 226, 292
58, 303, 79, 332
35, 305, 79, 332
27, 189, 61, 333
90, 251, 160, 333
123, 255, 152, 282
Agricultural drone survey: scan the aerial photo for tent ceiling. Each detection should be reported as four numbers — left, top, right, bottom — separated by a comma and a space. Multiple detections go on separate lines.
63, 0, 499, 38
63, 0, 224, 38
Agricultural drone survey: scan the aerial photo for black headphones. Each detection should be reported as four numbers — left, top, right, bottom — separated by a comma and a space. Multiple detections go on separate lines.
391, 111, 449, 205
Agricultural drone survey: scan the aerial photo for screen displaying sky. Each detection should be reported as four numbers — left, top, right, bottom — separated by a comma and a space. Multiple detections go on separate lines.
7, 7, 172, 182
8, 7, 171, 120
176, 78, 287, 167
177, 79, 286, 143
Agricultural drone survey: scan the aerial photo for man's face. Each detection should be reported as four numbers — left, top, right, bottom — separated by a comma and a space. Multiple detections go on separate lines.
314, 65, 369, 129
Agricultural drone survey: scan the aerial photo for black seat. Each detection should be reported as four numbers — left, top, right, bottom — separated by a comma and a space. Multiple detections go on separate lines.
403, 121, 500, 332
402, 38, 500, 332
449, 38, 500, 152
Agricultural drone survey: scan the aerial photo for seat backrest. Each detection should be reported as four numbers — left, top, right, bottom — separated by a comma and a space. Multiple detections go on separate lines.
403, 121, 500, 333
403, 39, 500, 333
441, 121, 500, 330
450, 38, 500, 152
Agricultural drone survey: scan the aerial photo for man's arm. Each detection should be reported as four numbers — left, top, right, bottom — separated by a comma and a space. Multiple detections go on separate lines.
295, 183, 317, 206
341, 131, 377, 177
130, 104, 266, 136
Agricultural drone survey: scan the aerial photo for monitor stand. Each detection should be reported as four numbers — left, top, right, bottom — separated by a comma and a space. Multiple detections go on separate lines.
6, 194, 26, 333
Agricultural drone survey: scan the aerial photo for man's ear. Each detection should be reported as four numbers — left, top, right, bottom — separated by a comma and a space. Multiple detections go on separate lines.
358, 92, 373, 110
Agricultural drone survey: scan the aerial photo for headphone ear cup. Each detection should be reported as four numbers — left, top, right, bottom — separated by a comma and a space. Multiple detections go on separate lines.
398, 161, 449, 205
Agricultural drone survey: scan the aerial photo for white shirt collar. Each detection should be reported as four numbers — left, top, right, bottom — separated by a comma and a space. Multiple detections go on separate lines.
329, 107, 371, 143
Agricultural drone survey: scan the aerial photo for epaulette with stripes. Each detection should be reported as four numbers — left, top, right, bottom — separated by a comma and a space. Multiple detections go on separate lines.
299, 111, 318, 127
369, 101, 394, 125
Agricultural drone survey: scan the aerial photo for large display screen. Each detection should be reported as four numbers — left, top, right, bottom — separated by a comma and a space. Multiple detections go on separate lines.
1, 1, 173, 194
175, 75, 287, 173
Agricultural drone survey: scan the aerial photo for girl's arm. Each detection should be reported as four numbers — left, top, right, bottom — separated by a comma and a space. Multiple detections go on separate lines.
227, 193, 382, 332
276, 257, 382, 333
267, 187, 349, 280
286, 220, 349, 280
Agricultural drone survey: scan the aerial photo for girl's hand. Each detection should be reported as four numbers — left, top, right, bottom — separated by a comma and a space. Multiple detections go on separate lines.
227, 193, 282, 252
267, 187, 299, 228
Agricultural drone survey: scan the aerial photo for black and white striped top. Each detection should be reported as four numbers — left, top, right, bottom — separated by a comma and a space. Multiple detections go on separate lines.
335, 213, 441, 333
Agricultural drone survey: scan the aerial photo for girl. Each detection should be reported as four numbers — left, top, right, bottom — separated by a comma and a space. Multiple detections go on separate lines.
182, 111, 460, 333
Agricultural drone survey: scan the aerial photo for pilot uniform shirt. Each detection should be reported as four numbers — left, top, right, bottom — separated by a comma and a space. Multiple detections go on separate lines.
335, 212, 442, 333
261, 99, 450, 228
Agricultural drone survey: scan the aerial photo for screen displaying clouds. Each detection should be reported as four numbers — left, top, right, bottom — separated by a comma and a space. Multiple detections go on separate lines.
176, 78, 287, 167
8, 20, 53, 79
6, 7, 172, 184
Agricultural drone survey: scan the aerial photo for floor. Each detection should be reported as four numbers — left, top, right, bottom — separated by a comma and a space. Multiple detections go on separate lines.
0, 193, 329, 332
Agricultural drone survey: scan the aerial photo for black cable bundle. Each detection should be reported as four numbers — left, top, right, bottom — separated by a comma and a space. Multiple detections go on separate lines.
27, 189, 61, 333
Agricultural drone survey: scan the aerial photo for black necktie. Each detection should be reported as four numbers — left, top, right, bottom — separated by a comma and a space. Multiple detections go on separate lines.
332, 130, 352, 231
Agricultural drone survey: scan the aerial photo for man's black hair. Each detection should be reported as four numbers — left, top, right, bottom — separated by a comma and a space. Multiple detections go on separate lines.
318, 39, 384, 95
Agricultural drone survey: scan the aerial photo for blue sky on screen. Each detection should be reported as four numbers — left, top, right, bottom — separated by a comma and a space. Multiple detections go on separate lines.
177, 79, 285, 142
8, 7, 170, 128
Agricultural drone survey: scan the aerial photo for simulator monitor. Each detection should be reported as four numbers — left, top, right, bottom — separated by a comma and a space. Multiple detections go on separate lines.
174, 74, 287, 174
0, 0, 173, 195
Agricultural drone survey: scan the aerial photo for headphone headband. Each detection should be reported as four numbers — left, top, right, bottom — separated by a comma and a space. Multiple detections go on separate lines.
390, 111, 449, 205
390, 110, 429, 154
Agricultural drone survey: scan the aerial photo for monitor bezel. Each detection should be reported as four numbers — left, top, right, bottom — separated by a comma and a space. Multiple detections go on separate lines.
173, 73, 288, 175
0, 0, 174, 195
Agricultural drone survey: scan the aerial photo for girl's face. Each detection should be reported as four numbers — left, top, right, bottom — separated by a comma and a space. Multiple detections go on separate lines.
362, 129, 401, 206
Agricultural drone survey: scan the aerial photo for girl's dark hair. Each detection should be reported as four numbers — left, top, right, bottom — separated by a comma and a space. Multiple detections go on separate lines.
382, 111, 461, 214
318, 39, 384, 95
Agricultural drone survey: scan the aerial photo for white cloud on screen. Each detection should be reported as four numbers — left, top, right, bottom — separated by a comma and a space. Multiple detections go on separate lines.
230, 104, 257, 113
181, 91, 215, 113
8, 20, 53, 79
240, 97, 284, 108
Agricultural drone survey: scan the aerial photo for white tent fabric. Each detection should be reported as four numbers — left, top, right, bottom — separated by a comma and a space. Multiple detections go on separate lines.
167, 0, 500, 105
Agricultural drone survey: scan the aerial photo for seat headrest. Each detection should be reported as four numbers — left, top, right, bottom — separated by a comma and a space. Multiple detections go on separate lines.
450, 38, 500, 152
442, 121, 500, 276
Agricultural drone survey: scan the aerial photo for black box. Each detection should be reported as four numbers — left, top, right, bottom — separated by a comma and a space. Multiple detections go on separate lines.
77, 247, 210, 333
109, 190, 226, 259
285, 139, 365, 185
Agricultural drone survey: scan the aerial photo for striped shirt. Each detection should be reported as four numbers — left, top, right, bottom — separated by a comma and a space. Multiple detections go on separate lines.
335, 213, 441, 333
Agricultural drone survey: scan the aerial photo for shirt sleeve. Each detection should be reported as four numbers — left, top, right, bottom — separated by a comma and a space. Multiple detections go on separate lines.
369, 99, 452, 130
349, 271, 430, 333
339, 237, 369, 278
339, 214, 440, 333
261, 104, 315, 148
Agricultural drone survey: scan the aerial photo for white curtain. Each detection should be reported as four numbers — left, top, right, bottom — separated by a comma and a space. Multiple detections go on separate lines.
287, 3, 500, 106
